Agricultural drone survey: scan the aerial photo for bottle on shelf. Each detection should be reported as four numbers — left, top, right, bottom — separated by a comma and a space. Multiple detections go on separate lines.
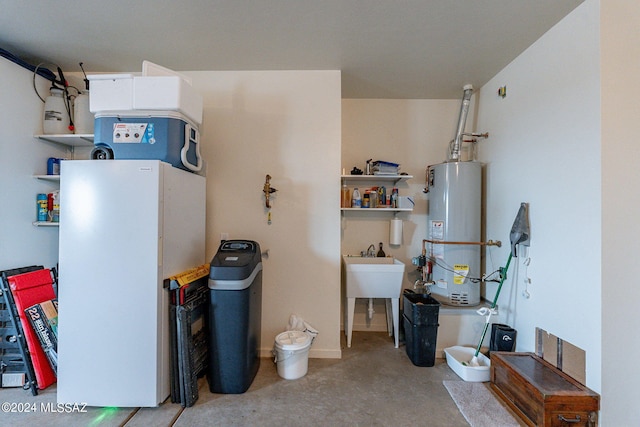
351, 187, 361, 208
37, 194, 48, 222
378, 186, 386, 206
43, 86, 72, 135
341, 183, 351, 208
369, 189, 378, 208
391, 188, 399, 208
50, 191, 60, 222
362, 192, 370, 208
73, 91, 94, 134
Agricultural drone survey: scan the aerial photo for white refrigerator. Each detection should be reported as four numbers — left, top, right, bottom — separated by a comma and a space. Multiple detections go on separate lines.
57, 160, 206, 407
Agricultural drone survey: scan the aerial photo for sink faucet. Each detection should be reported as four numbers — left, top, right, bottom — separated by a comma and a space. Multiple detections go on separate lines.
366, 244, 376, 257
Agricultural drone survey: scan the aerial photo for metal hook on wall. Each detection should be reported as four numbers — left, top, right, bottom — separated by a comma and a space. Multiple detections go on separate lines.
263, 174, 278, 209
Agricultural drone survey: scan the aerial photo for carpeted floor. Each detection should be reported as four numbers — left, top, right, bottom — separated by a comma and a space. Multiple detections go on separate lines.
443, 380, 524, 427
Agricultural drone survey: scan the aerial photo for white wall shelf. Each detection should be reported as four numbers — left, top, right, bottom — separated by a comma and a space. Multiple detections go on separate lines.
33, 174, 61, 182
32, 221, 59, 227
35, 134, 94, 147
341, 174, 413, 184
340, 207, 413, 212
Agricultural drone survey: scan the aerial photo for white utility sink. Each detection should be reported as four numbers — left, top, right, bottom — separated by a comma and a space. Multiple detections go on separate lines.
342, 256, 406, 348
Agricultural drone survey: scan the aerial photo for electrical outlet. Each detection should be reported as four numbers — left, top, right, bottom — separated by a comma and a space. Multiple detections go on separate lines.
221, 232, 229, 241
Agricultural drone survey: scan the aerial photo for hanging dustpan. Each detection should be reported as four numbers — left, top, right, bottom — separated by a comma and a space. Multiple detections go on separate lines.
444, 202, 530, 382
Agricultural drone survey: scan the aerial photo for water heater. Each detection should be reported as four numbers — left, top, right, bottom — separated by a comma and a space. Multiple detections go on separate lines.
425, 161, 482, 305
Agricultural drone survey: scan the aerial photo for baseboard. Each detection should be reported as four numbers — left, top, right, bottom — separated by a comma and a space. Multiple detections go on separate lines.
308, 348, 342, 359
350, 322, 389, 332
259, 347, 342, 359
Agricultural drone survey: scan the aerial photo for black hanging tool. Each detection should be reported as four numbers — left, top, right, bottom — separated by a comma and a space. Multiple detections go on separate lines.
52, 66, 74, 132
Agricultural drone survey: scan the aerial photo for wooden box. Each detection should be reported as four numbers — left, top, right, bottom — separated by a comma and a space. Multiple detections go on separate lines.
491, 352, 599, 427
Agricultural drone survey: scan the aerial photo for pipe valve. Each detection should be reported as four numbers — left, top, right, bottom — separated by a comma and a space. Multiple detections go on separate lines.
263, 174, 278, 208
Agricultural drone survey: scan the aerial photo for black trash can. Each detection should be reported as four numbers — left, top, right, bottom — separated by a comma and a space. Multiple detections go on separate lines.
207, 240, 262, 394
489, 323, 517, 355
402, 290, 440, 367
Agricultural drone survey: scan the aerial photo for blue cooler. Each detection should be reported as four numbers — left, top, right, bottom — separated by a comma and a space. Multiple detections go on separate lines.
92, 111, 202, 174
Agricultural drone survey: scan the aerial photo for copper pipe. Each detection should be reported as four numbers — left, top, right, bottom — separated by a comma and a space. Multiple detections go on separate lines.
421, 239, 501, 256
424, 239, 501, 247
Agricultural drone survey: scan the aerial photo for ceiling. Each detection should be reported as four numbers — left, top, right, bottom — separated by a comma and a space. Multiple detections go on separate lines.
0, 0, 583, 99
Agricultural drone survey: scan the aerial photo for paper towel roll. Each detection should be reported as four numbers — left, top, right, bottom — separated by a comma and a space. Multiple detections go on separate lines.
389, 218, 403, 245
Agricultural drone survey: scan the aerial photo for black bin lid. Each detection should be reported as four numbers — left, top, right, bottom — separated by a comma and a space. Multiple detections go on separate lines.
209, 240, 261, 281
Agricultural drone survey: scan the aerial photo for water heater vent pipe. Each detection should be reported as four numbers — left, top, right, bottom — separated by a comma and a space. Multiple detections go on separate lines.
449, 84, 474, 161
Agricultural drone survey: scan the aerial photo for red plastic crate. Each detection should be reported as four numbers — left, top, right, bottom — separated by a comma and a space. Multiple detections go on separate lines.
8, 269, 57, 389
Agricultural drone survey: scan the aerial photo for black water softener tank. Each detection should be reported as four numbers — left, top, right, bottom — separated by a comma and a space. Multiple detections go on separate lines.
207, 240, 262, 394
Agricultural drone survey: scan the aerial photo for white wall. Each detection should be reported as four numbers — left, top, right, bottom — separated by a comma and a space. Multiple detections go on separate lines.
184, 71, 342, 358
601, 1, 640, 426
0, 58, 70, 271
476, 0, 601, 392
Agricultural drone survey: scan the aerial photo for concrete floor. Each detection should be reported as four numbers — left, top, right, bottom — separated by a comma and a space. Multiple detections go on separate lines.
1, 332, 490, 426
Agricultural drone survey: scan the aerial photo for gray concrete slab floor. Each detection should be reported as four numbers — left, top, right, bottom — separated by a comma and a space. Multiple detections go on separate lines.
1, 332, 475, 426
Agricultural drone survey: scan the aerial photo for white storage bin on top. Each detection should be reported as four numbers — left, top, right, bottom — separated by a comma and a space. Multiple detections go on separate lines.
87, 61, 203, 125
132, 76, 202, 125
88, 74, 134, 112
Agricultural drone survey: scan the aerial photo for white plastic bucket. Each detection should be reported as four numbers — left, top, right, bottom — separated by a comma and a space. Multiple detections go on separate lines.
273, 331, 311, 380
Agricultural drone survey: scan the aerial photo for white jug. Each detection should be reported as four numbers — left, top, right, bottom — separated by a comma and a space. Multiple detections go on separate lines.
43, 87, 71, 135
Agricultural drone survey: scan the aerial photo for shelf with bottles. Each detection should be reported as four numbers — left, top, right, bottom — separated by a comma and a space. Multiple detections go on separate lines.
32, 177, 60, 226
34, 190, 60, 227
340, 174, 414, 212
31, 134, 93, 228
33, 159, 64, 228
